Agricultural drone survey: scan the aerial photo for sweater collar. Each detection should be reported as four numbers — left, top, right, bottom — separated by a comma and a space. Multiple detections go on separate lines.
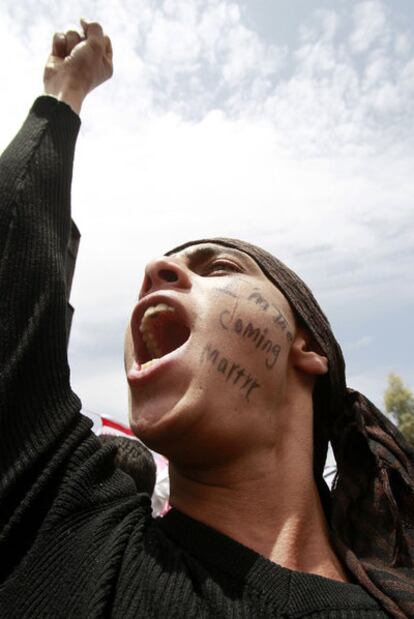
157, 508, 383, 615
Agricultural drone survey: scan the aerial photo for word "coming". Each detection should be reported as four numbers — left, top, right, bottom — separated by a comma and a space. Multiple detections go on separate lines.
219, 308, 281, 370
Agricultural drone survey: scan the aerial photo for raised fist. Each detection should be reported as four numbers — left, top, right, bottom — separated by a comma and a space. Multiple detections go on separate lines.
43, 19, 113, 114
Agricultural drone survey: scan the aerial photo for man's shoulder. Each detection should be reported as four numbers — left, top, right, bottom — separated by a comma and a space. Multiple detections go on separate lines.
287, 570, 389, 618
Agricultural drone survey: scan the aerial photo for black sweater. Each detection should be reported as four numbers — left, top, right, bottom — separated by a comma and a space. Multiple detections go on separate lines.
0, 97, 389, 618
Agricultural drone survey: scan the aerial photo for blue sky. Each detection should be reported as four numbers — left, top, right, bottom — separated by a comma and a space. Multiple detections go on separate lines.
1, 0, 413, 423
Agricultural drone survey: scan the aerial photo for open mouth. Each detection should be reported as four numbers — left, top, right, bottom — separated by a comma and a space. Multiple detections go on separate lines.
134, 302, 191, 371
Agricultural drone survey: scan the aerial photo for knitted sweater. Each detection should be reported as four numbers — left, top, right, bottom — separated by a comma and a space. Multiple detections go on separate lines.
0, 97, 389, 618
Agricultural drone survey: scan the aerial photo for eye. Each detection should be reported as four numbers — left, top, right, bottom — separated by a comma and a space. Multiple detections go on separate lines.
203, 259, 243, 276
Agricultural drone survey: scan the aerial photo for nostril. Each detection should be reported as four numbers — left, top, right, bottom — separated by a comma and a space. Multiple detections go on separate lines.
159, 269, 178, 283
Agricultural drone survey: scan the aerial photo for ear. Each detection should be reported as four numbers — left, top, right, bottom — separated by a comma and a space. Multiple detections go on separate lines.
290, 331, 328, 377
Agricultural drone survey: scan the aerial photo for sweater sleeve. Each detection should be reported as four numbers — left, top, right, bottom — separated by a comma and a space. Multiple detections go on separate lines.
0, 97, 84, 526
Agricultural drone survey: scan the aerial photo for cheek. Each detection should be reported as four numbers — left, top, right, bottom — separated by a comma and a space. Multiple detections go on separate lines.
195, 282, 295, 405
196, 318, 284, 407
217, 303, 286, 370
198, 342, 260, 402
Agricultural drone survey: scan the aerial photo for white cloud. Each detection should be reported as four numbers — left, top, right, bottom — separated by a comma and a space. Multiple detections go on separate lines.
401, 58, 414, 96
363, 54, 390, 85
349, 0, 389, 55
394, 32, 411, 58
146, 6, 201, 65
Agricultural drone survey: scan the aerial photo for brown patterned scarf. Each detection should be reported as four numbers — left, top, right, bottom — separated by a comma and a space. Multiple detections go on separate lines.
167, 237, 414, 619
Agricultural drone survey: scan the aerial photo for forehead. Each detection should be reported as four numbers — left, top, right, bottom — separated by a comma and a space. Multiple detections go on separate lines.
169, 242, 264, 274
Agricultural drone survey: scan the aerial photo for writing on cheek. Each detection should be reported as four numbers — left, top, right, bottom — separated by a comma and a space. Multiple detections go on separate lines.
214, 284, 238, 299
213, 276, 251, 300
248, 288, 294, 343
200, 343, 261, 402
219, 305, 281, 370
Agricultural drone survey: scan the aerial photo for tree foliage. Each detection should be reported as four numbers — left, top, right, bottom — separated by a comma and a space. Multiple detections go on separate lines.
384, 373, 414, 446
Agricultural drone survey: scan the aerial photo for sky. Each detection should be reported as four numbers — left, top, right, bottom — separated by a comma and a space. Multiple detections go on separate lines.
1, 0, 413, 425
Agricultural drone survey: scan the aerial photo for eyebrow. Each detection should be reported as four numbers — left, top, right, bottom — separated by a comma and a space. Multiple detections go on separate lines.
180, 245, 252, 269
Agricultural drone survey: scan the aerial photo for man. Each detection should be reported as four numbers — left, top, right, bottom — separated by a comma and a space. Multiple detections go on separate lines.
0, 21, 412, 618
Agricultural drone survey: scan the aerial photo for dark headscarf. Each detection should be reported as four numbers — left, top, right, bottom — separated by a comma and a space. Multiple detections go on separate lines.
167, 237, 414, 619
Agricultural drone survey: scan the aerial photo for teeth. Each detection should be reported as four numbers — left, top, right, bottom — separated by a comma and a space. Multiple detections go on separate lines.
140, 303, 175, 327
141, 358, 159, 371
139, 303, 176, 362
142, 331, 162, 358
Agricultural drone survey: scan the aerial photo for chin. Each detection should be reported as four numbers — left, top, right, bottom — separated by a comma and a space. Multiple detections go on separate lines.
128, 383, 197, 455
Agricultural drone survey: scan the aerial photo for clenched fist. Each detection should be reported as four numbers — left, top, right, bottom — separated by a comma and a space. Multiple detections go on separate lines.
44, 19, 113, 114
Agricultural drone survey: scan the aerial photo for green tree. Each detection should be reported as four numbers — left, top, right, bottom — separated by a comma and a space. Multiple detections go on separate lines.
384, 373, 414, 446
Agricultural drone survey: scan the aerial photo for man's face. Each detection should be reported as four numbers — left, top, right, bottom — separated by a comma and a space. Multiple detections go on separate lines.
124, 243, 297, 465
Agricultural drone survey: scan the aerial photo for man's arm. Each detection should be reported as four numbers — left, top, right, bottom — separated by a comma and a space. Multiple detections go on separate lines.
0, 22, 112, 534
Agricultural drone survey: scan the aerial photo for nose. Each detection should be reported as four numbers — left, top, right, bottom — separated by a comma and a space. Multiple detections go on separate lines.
139, 256, 191, 297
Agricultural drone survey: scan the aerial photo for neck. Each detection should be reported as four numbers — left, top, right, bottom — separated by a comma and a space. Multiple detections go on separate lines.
169, 440, 347, 583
